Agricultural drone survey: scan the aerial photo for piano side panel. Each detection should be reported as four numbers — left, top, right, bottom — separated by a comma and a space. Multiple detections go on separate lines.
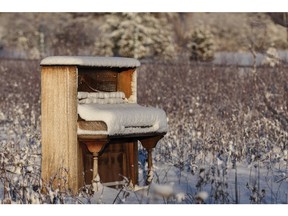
41, 66, 82, 194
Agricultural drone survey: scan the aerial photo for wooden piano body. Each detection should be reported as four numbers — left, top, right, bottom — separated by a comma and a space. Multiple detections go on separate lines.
40, 56, 167, 193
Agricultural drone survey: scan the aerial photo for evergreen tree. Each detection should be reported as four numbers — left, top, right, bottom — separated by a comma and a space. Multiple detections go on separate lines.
186, 27, 215, 62
94, 13, 177, 59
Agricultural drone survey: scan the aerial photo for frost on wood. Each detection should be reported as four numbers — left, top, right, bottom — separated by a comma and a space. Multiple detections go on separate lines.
78, 91, 125, 100
78, 91, 127, 104
128, 71, 137, 103
40, 56, 140, 68
77, 103, 168, 136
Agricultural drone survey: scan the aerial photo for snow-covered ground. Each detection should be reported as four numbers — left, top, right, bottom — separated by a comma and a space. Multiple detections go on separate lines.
81, 153, 288, 204
0, 58, 287, 207
213, 50, 288, 66
0, 119, 287, 205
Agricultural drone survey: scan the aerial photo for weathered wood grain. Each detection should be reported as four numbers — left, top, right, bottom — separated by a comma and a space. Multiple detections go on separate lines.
41, 66, 82, 194
78, 120, 107, 131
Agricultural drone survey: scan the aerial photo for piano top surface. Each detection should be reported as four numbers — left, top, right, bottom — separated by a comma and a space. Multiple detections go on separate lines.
41, 56, 140, 68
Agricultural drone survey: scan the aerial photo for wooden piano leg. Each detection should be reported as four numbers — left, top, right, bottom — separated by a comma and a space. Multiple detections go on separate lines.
80, 139, 109, 183
139, 135, 164, 185
92, 152, 99, 181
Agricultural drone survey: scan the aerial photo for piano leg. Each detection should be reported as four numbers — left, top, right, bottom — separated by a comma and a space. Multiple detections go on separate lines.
92, 152, 99, 181
139, 135, 164, 185
80, 139, 109, 187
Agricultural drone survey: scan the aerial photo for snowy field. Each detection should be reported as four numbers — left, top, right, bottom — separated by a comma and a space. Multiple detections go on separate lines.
0, 121, 287, 205
0, 58, 287, 206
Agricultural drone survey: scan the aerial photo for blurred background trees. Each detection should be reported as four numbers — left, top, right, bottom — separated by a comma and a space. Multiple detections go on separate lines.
269, 13, 288, 42
186, 27, 215, 61
0, 12, 287, 61
94, 13, 176, 59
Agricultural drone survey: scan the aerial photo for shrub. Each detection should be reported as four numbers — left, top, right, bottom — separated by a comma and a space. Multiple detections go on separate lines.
94, 13, 177, 59
186, 27, 215, 61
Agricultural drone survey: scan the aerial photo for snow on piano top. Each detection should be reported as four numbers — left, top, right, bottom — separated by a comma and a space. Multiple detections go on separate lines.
41, 56, 141, 68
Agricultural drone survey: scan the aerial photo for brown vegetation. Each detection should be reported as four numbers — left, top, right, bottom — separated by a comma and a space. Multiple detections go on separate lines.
0, 13, 287, 60
0, 12, 288, 203
0, 55, 287, 203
